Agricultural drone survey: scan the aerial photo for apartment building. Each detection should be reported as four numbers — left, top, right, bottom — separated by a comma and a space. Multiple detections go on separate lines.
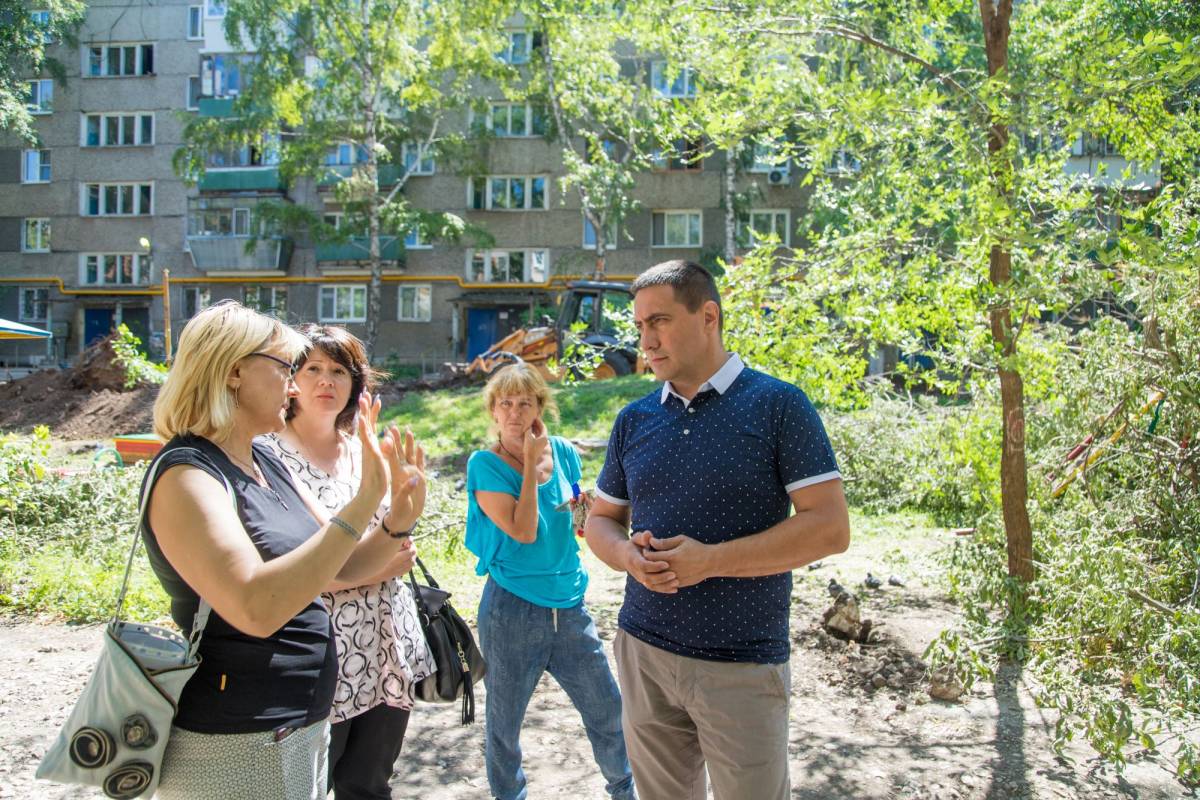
0, 3, 1161, 369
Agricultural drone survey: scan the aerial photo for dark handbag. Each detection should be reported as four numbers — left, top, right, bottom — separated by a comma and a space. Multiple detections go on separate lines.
407, 557, 486, 725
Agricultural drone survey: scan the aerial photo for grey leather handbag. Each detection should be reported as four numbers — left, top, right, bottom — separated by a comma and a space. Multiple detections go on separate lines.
36, 450, 231, 799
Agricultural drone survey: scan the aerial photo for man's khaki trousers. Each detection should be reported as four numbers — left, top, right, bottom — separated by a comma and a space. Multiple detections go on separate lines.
614, 630, 791, 800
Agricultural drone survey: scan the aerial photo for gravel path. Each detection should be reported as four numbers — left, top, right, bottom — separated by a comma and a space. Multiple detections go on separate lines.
2, 547, 1191, 799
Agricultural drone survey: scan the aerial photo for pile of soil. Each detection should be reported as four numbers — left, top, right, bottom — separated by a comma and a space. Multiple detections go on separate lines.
0, 335, 158, 439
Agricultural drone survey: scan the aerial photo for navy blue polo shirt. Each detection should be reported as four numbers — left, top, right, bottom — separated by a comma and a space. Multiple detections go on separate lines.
596, 355, 840, 663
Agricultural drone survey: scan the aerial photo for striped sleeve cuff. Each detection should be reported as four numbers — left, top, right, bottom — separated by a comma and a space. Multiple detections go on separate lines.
594, 487, 630, 506
784, 470, 842, 493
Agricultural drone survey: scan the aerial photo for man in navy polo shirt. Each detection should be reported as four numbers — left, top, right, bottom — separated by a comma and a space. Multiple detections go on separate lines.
586, 260, 850, 800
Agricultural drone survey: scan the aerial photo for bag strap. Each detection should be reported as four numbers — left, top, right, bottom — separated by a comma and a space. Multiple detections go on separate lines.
413, 556, 439, 589
112, 446, 235, 660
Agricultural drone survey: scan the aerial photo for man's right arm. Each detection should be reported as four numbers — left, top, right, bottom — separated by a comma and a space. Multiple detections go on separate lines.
586, 499, 679, 594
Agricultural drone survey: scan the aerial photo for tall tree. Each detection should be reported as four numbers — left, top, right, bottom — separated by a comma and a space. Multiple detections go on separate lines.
0, 0, 84, 142
177, 0, 503, 353
518, 0, 670, 277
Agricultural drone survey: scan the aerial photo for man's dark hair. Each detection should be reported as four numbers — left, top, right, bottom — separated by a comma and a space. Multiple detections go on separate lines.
630, 260, 723, 331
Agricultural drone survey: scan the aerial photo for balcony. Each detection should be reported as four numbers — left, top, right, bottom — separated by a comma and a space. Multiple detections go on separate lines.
187, 236, 292, 272
199, 168, 285, 193
315, 236, 404, 266
198, 97, 235, 118
317, 163, 405, 189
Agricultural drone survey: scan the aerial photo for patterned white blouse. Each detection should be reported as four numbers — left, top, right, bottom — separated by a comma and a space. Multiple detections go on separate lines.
260, 432, 435, 723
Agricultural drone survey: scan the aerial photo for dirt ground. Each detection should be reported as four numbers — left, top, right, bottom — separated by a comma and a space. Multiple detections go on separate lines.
1, 534, 1192, 800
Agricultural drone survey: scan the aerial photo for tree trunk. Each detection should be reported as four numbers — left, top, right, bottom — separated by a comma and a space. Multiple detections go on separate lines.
724, 145, 738, 265
979, 0, 1033, 582
365, 107, 382, 357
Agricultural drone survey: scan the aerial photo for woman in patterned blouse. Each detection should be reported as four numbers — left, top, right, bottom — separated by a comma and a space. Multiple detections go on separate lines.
260, 324, 435, 800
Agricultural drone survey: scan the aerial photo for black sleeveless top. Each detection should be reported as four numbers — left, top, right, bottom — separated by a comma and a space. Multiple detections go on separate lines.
140, 434, 336, 734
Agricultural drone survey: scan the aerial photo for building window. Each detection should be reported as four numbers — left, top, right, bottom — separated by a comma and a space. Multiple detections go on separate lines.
324, 142, 366, 166
30, 10, 52, 43
188, 206, 250, 236
651, 61, 696, 98
81, 253, 150, 286
187, 5, 203, 39
826, 148, 861, 174
243, 285, 287, 318
397, 284, 432, 322
652, 138, 703, 171
22, 149, 51, 183
469, 176, 548, 210
748, 142, 789, 173
652, 211, 702, 248
319, 285, 367, 323
479, 102, 546, 137
200, 53, 255, 98
183, 287, 210, 318
187, 75, 201, 110
86, 43, 155, 77
737, 209, 790, 248
206, 0, 226, 17
583, 215, 618, 249
82, 113, 154, 147
82, 183, 154, 216
404, 226, 430, 249
208, 137, 279, 168
498, 30, 531, 64
25, 79, 52, 113
19, 288, 49, 322
21, 218, 51, 252
467, 249, 548, 283
1073, 134, 1120, 158
401, 143, 435, 175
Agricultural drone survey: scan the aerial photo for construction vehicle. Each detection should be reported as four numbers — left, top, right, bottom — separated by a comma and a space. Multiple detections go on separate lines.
466, 280, 642, 380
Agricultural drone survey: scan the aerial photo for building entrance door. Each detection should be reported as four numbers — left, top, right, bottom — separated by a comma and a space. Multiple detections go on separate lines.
83, 308, 114, 347
466, 308, 499, 360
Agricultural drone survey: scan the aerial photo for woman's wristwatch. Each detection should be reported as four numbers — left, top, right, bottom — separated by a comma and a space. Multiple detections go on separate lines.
380, 517, 414, 538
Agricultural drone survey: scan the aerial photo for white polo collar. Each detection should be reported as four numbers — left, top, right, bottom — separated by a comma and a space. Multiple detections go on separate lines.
660, 353, 744, 406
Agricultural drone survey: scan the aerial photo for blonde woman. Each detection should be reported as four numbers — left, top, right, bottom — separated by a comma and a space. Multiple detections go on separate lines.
261, 324, 434, 800
142, 301, 426, 799
465, 362, 635, 800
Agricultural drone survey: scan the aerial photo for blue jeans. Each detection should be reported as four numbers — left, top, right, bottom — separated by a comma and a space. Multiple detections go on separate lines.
477, 578, 636, 800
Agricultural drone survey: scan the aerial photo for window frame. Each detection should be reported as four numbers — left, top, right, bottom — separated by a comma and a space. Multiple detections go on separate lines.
186, 75, 201, 110
81, 112, 155, 147
80, 253, 150, 286
397, 284, 433, 322
400, 142, 435, 175
26, 79, 53, 114
85, 43, 155, 78
651, 210, 703, 248
479, 101, 545, 138
187, 5, 203, 39
187, 205, 251, 237
30, 10, 53, 44
465, 249, 549, 283
468, 175, 549, 211
499, 29, 531, 64
242, 285, 287, 318
651, 60, 697, 98
737, 209, 791, 248
21, 149, 51, 183
81, 182, 155, 217
318, 284, 367, 323
19, 288, 49, 322
21, 218, 51, 253
583, 215, 619, 250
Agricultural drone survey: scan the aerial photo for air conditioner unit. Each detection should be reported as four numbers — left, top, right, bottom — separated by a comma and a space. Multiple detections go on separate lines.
767, 168, 791, 186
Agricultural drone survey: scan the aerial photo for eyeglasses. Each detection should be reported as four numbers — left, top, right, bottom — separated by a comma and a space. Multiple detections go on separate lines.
248, 351, 298, 377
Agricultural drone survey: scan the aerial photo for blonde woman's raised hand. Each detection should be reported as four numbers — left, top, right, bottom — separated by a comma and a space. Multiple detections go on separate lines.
356, 392, 389, 507
381, 424, 426, 534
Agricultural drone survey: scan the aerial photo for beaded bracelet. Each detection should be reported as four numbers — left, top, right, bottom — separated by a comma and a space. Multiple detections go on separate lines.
380, 517, 414, 539
329, 515, 362, 542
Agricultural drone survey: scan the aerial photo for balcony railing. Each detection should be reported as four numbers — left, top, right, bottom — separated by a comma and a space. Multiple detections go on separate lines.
187, 236, 292, 271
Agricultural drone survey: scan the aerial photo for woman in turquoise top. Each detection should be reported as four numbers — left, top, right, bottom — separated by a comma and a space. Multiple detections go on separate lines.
466, 362, 635, 800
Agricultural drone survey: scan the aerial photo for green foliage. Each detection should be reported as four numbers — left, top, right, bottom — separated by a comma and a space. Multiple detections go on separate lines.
0, 0, 85, 143
111, 324, 168, 388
